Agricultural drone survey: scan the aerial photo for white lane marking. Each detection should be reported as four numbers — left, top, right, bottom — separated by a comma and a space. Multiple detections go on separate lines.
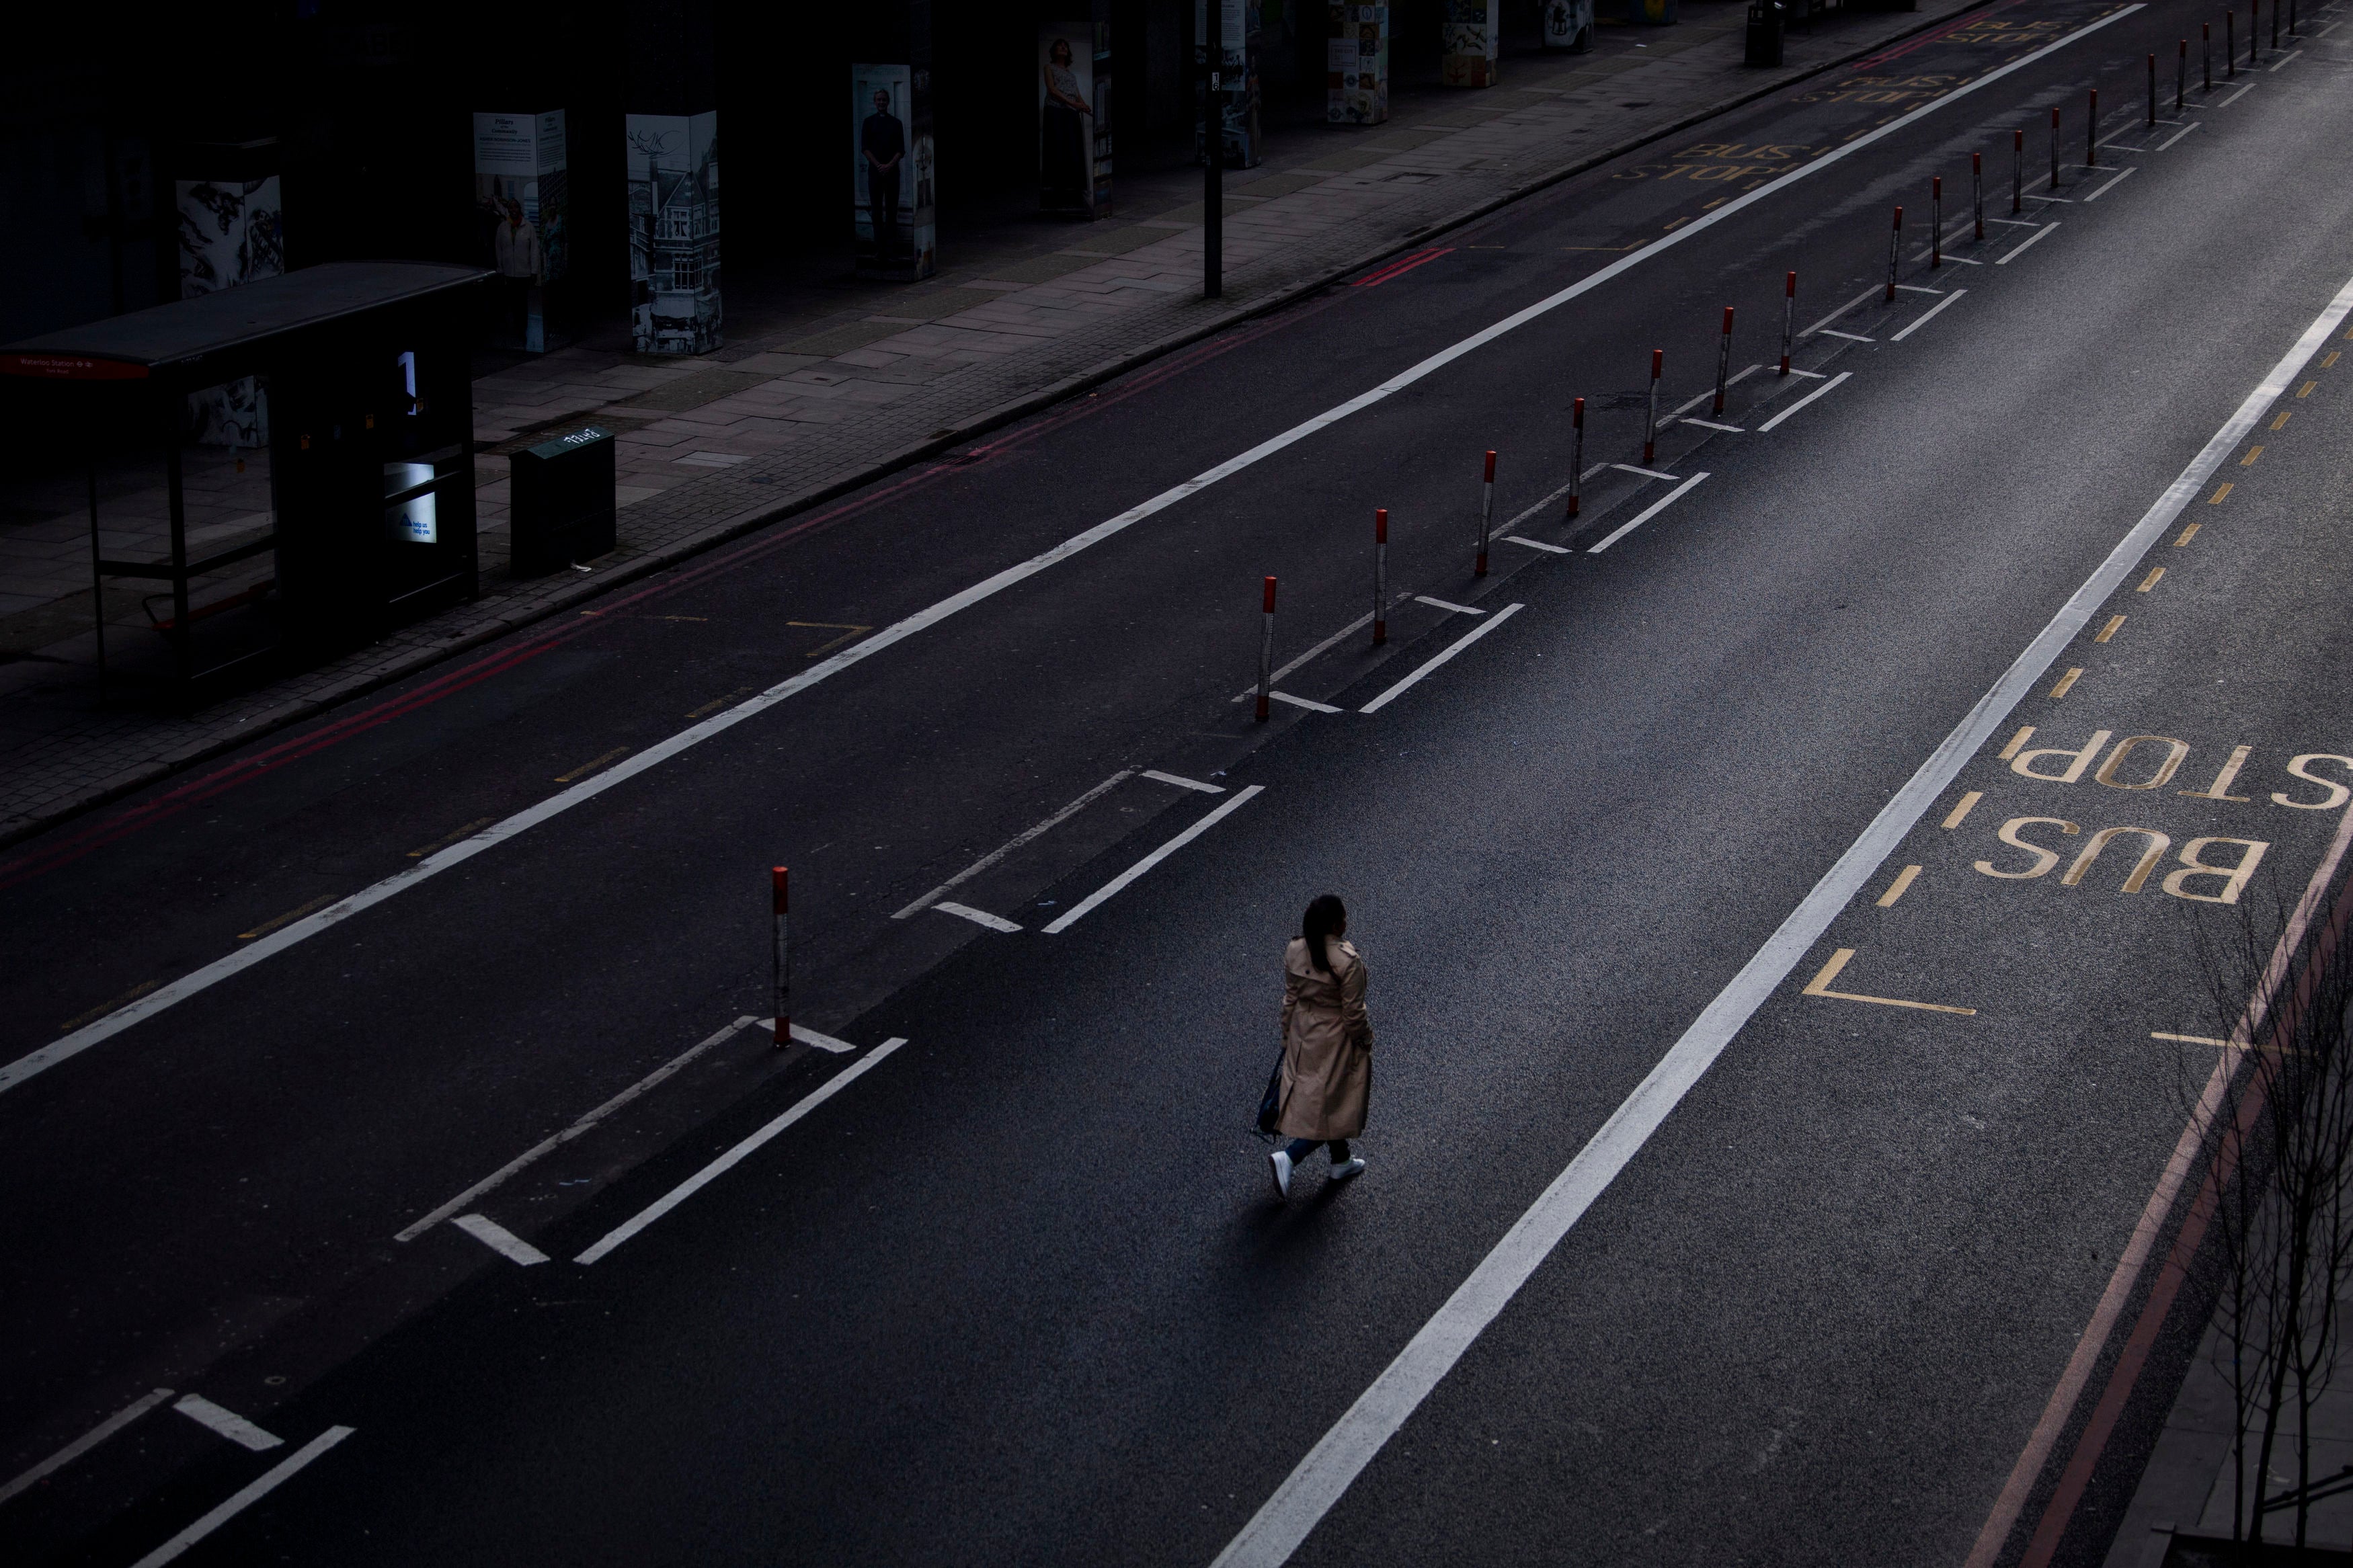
2156, 120, 2201, 149
1610, 462, 1679, 480
1501, 479, 1580, 533
895, 771, 1134, 918
2081, 167, 2137, 202
1984, 216, 2042, 227
1894, 284, 1946, 295
1501, 535, 1573, 554
1995, 222, 2061, 264
1, 3, 2150, 1103
0, 1388, 173, 1505
776, 1022, 855, 1054
1207, 256, 2353, 1568
1412, 595, 1485, 615
1587, 473, 1710, 554
1679, 417, 1744, 432
2270, 48, 2303, 68
1233, 612, 1378, 701
1270, 691, 1345, 714
451, 1213, 551, 1266
1142, 770, 1226, 794
1802, 282, 1882, 337
2019, 192, 2075, 204
1788, 368, 1829, 378
130, 1426, 354, 1568
1755, 372, 1852, 434
396, 1015, 760, 1242
932, 901, 1024, 932
2215, 79, 2257, 106
575, 1038, 910, 1265
1669, 364, 1763, 417
1042, 788, 1269, 934
1359, 606, 1526, 712
1819, 329, 1875, 343
172, 1395, 282, 1453
1890, 289, 1968, 342
1936, 254, 1985, 265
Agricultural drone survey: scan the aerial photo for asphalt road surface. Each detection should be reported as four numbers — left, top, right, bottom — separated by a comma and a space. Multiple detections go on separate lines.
9, 1, 2353, 1562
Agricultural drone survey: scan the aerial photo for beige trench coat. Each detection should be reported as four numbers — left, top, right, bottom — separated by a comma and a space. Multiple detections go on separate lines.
1276, 937, 1373, 1141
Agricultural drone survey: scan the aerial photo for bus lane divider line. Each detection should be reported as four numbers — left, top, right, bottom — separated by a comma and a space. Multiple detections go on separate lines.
1042, 787, 1269, 934
0, 1387, 175, 1506
129, 1426, 354, 1568
1589, 474, 1710, 553
575, 1037, 910, 1265
1, 1, 2151, 1104
895, 770, 1136, 918
1208, 251, 2353, 1568
1359, 606, 1525, 712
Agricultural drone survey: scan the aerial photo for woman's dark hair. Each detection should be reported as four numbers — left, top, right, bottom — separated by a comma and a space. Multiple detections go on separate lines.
1301, 894, 1347, 973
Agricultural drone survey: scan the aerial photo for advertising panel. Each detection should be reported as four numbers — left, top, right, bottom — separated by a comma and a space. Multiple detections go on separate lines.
473, 110, 568, 352
1328, 2, 1390, 123
1442, 0, 1501, 86
626, 110, 722, 355
175, 175, 282, 446
853, 65, 936, 280
1543, 0, 1595, 48
1039, 23, 1112, 216
1195, 0, 1264, 167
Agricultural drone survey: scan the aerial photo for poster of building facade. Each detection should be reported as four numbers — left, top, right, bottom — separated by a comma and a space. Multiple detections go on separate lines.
625, 110, 721, 356
1441, 0, 1501, 85
473, 110, 568, 352
1037, 24, 1113, 216
1327, 2, 1390, 123
852, 65, 936, 280
175, 175, 282, 446
1542, 0, 1595, 48
1195, 0, 1264, 167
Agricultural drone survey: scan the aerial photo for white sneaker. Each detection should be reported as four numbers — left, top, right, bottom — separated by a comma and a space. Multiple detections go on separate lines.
1330, 1156, 1366, 1182
1269, 1149, 1293, 1198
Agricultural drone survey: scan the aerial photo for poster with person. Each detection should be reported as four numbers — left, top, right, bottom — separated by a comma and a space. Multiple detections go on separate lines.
853, 65, 936, 280
473, 110, 567, 351
1037, 25, 1098, 216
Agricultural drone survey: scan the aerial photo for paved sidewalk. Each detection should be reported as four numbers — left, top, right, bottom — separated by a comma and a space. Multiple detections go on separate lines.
0, 0, 1981, 846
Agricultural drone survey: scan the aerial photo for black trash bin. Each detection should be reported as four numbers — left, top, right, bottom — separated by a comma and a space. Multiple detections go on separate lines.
1745, 0, 1785, 64
510, 425, 617, 576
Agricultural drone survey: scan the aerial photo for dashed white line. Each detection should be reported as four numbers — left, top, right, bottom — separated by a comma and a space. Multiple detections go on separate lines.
2082, 166, 2137, 202
1358, 606, 1525, 712
1679, 417, 1745, 432
1234, 612, 1379, 701
1043, 788, 1269, 934
2155, 120, 2201, 149
1996, 222, 2060, 264
1891, 289, 1968, 342
894, 771, 1134, 917
1412, 595, 1486, 615
779, 1022, 856, 1054
451, 1213, 552, 1266
1755, 372, 1852, 434
1894, 284, 1946, 295
0, 1389, 174, 1505
1501, 535, 1574, 554
1819, 328, 1875, 342
172, 1395, 282, 1453
2215, 79, 2257, 105
1142, 770, 1226, 794
934, 901, 1024, 932
130, 1427, 354, 1568
1270, 690, 1345, 713
1588, 474, 1710, 554
2270, 48, 2303, 68
1610, 462, 1680, 480
1802, 282, 1882, 336
575, 1038, 911, 1264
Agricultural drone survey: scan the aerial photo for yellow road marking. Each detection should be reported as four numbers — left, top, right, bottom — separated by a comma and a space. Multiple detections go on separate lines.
2208, 483, 2231, 503
2269, 411, 2292, 430
2324, 352, 2342, 368
241, 895, 337, 942
2136, 567, 2165, 593
1942, 790, 1985, 829
2093, 614, 2126, 644
2239, 446, 2264, 466
788, 621, 875, 658
407, 817, 495, 859
2175, 522, 2200, 545
555, 747, 631, 784
1802, 948, 1977, 1015
2297, 380, 2318, 398
2150, 1031, 2235, 1048
58, 980, 160, 1035
686, 686, 756, 719
1876, 865, 1923, 907
1997, 727, 2033, 761
2050, 667, 2083, 698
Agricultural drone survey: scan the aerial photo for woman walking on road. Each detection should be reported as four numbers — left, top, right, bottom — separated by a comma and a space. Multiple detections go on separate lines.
1269, 894, 1373, 1198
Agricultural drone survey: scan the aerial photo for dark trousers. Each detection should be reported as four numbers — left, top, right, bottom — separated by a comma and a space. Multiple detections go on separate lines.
867, 167, 902, 263
1283, 1138, 1352, 1165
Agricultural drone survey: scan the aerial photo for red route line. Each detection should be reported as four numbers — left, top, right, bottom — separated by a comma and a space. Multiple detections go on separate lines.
1355, 247, 1455, 288
1847, 0, 2028, 71
0, 288, 1349, 893
2017, 872, 2353, 1566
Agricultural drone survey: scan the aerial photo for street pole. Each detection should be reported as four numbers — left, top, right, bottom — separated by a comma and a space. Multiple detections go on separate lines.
1205, 71, 1224, 300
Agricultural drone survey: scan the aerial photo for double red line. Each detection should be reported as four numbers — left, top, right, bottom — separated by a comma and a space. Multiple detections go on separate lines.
1355, 247, 1456, 288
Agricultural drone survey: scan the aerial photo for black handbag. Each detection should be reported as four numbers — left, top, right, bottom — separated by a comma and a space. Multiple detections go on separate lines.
1255, 1052, 1286, 1137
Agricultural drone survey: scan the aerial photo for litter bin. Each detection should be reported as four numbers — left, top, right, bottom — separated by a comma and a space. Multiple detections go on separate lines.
1745, 0, 1784, 63
510, 425, 616, 577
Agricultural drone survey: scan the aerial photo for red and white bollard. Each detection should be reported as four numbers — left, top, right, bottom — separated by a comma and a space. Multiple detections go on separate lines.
1778, 272, 1796, 376
771, 866, 790, 1048
1475, 450, 1495, 577
1642, 349, 1663, 464
1566, 397, 1585, 518
2085, 88, 2098, 169
1971, 153, 1983, 240
2177, 38, 2187, 111
2049, 107, 2061, 191
2206, 22, 2215, 89
2147, 53, 2157, 127
1885, 205, 1903, 302
2012, 128, 2024, 214
1930, 177, 1942, 270
1372, 509, 1388, 647
1712, 307, 1734, 415
1255, 576, 1276, 722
